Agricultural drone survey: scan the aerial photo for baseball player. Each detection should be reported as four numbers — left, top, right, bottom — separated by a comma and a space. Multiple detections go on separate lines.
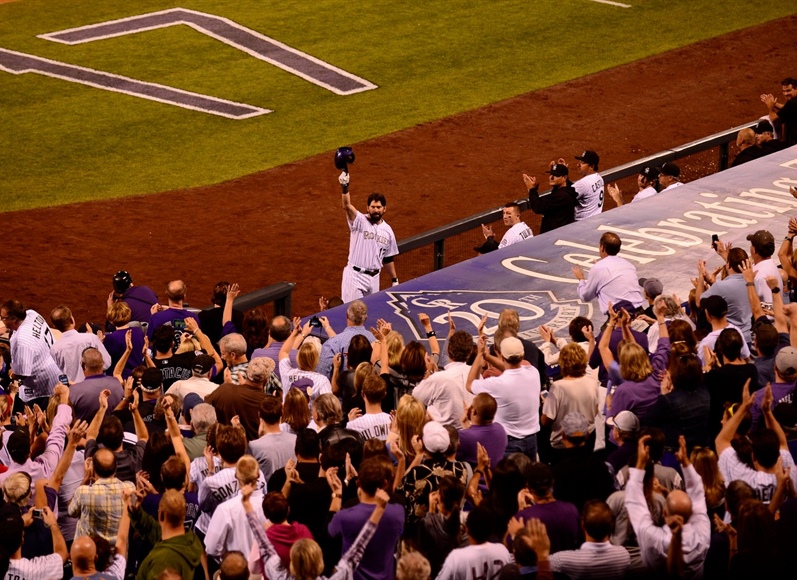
606, 166, 660, 206
338, 171, 399, 303
572, 150, 605, 220
475, 202, 533, 253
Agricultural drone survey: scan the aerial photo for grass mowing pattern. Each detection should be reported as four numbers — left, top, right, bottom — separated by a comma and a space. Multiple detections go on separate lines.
0, 0, 793, 210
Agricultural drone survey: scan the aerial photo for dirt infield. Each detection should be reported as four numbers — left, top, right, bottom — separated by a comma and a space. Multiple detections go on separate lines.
4, 15, 797, 324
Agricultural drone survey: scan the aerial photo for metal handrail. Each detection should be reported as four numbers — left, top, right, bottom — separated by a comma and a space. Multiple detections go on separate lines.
397, 120, 757, 263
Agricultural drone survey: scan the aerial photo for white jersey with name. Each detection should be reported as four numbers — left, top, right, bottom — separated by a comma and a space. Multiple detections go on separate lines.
347, 211, 398, 271
196, 466, 266, 533
436, 542, 511, 580
190, 455, 222, 491
499, 221, 533, 248
10, 309, 61, 402
631, 186, 658, 203
573, 173, 605, 220
6, 553, 64, 580
347, 412, 392, 441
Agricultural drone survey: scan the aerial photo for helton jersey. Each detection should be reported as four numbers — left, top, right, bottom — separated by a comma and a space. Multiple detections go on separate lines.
347, 211, 398, 270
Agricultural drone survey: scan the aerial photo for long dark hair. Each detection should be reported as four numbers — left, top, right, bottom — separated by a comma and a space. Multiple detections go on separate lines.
438, 475, 465, 538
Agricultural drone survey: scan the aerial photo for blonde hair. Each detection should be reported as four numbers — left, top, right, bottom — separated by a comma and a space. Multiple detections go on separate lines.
175, 336, 200, 354
385, 331, 405, 368
559, 342, 587, 378
290, 539, 324, 580
297, 342, 319, 372
498, 309, 520, 332
106, 301, 132, 327
690, 447, 725, 508
0, 395, 10, 422
2, 472, 31, 506
396, 395, 426, 459
618, 342, 653, 382
235, 455, 260, 486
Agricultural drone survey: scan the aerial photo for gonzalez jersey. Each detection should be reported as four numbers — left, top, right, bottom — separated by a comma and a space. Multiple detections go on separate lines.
196, 465, 266, 533
347, 211, 398, 271
499, 221, 533, 249
11, 310, 61, 402
573, 173, 605, 220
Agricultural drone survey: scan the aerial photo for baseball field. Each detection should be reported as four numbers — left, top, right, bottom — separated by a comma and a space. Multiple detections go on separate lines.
1, 0, 796, 321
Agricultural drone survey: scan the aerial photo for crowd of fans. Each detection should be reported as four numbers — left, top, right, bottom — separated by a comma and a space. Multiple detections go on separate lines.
0, 79, 796, 580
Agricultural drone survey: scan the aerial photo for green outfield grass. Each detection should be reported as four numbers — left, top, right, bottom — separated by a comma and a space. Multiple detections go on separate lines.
0, 0, 792, 211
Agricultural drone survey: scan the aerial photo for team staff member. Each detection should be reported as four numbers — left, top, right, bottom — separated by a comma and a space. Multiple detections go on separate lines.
606, 166, 660, 206
475, 202, 533, 254
338, 171, 399, 303
524, 164, 578, 234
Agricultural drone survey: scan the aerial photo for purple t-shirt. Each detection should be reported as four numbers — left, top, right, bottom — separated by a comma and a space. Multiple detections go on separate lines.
70, 375, 125, 422
147, 308, 201, 340
328, 502, 405, 580
751, 381, 796, 431
122, 285, 159, 325
516, 501, 580, 554
104, 326, 145, 379
457, 423, 507, 469
251, 342, 298, 367
606, 338, 669, 423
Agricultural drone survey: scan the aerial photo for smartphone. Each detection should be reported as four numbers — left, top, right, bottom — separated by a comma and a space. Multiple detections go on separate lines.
58, 374, 69, 387
32, 508, 44, 520
711, 234, 719, 251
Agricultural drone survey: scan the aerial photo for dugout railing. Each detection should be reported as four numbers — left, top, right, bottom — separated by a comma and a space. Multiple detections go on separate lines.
396, 120, 757, 272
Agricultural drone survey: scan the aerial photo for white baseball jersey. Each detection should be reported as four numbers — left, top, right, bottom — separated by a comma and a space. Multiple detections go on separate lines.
347, 211, 398, 271
10, 309, 61, 402
50, 328, 112, 383
347, 412, 392, 441
632, 186, 658, 203
278, 358, 332, 403
660, 182, 684, 193
190, 454, 222, 490
573, 173, 605, 220
499, 221, 533, 248
196, 465, 266, 533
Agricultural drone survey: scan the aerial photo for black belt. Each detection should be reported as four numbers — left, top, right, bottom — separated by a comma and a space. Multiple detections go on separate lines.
352, 266, 380, 277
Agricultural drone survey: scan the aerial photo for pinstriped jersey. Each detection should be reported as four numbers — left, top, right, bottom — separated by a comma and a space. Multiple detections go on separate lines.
196, 465, 266, 533
347, 412, 392, 441
347, 211, 398, 270
499, 221, 533, 248
573, 173, 605, 220
10, 310, 61, 402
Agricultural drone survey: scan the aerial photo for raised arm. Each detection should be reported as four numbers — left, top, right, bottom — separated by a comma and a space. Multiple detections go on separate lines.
715, 379, 753, 456
418, 313, 440, 358
185, 317, 222, 375
163, 398, 191, 475
48, 420, 88, 493
740, 260, 765, 321
769, 276, 788, 333
85, 389, 109, 443
129, 390, 150, 443
339, 171, 358, 223
465, 336, 487, 394
598, 305, 619, 372
113, 330, 134, 384
761, 384, 789, 450
241, 482, 278, 562
619, 308, 636, 345
778, 220, 797, 282
282, 317, 304, 359
222, 283, 239, 327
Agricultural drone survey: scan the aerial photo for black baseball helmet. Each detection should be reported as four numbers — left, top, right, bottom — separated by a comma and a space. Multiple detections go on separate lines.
113, 270, 133, 294
334, 147, 355, 172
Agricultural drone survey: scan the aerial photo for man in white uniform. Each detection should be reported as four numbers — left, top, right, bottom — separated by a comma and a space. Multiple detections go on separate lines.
475, 202, 533, 253
656, 162, 684, 193
573, 150, 604, 220
606, 166, 660, 206
1, 299, 61, 409
338, 172, 399, 303
572, 232, 646, 315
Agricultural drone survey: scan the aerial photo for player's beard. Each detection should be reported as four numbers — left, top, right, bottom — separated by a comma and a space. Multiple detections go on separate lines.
368, 213, 382, 224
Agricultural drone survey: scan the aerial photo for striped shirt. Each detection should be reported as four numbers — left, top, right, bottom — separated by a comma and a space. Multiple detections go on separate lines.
6, 553, 64, 580
549, 542, 631, 579
10, 310, 61, 402
499, 221, 533, 248
573, 172, 605, 220
347, 211, 398, 271
347, 412, 392, 441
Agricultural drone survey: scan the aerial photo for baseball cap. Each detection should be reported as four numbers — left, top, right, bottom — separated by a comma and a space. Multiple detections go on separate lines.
657, 162, 680, 178
612, 300, 637, 316
422, 421, 450, 454
639, 278, 664, 299
775, 347, 797, 379
546, 163, 569, 177
754, 120, 774, 134
141, 367, 164, 392
290, 378, 314, 399
640, 166, 660, 180
192, 354, 215, 375
746, 230, 775, 250
246, 357, 273, 384
182, 393, 204, 422
500, 336, 525, 359
562, 412, 589, 437
575, 150, 600, 167
607, 410, 640, 432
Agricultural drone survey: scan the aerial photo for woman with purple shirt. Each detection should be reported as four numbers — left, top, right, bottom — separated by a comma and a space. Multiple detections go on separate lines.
600, 301, 671, 427
103, 302, 145, 380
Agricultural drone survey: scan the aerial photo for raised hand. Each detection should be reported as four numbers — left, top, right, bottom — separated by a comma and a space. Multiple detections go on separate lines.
68, 420, 89, 445
326, 466, 343, 495
522, 174, 537, 190
226, 283, 240, 301
674, 435, 690, 467
636, 434, 651, 470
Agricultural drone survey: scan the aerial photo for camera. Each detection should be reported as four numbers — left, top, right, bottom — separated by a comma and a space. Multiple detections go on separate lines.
32, 508, 44, 520
309, 316, 322, 328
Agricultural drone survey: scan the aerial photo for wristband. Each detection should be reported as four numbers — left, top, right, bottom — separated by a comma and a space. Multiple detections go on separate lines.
772, 287, 781, 294
392, 278, 399, 284
786, 237, 794, 242
332, 493, 342, 499
745, 282, 755, 287
341, 184, 349, 194
426, 331, 436, 338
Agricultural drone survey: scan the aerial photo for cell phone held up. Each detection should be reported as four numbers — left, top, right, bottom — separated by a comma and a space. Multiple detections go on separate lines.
711, 234, 719, 251
309, 316, 322, 328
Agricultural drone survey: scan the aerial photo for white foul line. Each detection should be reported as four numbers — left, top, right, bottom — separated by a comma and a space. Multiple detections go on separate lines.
590, 0, 632, 7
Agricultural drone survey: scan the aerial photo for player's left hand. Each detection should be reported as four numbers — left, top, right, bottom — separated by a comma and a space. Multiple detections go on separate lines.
481, 224, 493, 239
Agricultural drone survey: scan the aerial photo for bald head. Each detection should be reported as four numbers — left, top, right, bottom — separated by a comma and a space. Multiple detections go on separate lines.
93, 448, 117, 479
71, 536, 97, 573
166, 280, 186, 304
219, 551, 249, 580
81, 347, 105, 375
666, 490, 693, 521
737, 128, 756, 148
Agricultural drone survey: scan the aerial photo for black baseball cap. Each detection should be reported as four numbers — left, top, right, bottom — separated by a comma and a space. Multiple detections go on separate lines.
546, 163, 569, 177
657, 162, 680, 178
640, 166, 660, 180
575, 150, 600, 167
141, 367, 164, 392
754, 120, 774, 134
